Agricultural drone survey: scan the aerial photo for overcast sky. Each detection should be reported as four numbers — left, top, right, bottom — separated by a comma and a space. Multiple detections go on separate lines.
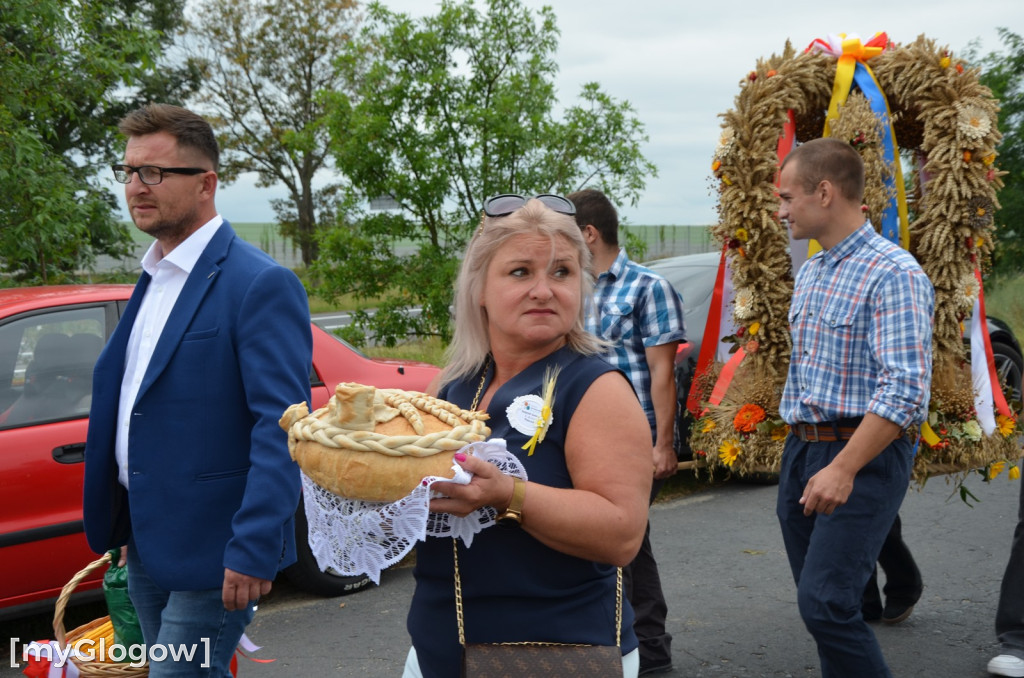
132, 0, 1024, 227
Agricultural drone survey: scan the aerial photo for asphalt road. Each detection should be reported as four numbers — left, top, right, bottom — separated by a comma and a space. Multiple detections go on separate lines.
4, 472, 1020, 677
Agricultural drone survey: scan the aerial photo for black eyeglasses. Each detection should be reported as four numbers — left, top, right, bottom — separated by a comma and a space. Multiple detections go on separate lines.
482, 194, 576, 217
111, 164, 209, 185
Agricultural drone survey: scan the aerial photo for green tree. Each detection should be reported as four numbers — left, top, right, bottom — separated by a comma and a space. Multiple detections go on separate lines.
0, 0, 197, 284
972, 28, 1024, 277
316, 0, 657, 346
185, 0, 362, 266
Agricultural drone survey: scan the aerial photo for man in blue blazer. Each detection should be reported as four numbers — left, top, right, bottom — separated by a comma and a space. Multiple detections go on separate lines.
84, 104, 312, 677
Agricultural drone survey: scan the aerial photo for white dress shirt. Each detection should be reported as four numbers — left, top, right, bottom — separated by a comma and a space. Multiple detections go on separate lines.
115, 216, 224, 487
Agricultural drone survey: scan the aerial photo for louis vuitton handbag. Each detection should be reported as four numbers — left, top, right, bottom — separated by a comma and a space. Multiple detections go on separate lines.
454, 539, 624, 678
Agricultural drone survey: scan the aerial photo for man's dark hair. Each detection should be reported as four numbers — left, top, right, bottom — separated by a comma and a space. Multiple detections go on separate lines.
567, 188, 619, 246
118, 104, 220, 171
780, 137, 864, 203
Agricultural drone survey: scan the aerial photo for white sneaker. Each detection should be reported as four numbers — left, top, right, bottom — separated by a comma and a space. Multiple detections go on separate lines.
989, 654, 1024, 677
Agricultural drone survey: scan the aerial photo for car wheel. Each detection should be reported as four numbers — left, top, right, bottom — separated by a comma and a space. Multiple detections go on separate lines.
283, 501, 375, 597
992, 340, 1024, 407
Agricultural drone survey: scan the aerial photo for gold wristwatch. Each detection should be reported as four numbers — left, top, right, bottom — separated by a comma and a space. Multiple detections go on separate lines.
496, 477, 525, 525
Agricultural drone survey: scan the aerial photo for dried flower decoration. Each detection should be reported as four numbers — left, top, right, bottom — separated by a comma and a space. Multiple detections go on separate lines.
733, 288, 756, 320
955, 101, 992, 141
957, 274, 981, 309
714, 127, 736, 161
968, 196, 995, 229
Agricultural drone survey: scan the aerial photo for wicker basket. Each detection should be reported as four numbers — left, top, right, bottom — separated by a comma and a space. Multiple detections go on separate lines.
53, 552, 149, 677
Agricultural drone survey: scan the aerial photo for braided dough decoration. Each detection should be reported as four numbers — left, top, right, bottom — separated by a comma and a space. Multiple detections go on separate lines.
280, 383, 491, 502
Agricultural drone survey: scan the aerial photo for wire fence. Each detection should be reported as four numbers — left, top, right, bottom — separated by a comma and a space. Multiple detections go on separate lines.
95, 223, 718, 274
626, 225, 717, 261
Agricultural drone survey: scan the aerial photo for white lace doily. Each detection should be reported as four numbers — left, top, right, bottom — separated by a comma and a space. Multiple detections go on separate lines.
301, 438, 526, 584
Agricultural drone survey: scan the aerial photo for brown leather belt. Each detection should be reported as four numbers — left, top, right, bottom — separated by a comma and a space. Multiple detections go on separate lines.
792, 420, 861, 442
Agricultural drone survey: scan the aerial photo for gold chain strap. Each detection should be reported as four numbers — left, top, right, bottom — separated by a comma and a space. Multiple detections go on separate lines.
454, 538, 468, 646
470, 356, 490, 411
453, 539, 622, 647
455, 356, 490, 647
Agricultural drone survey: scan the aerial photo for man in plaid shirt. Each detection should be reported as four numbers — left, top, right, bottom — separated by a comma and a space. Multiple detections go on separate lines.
569, 188, 686, 676
776, 138, 934, 678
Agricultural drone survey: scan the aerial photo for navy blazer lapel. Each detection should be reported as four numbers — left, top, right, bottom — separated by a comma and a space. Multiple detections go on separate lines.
135, 223, 234, 403
110, 272, 150, 360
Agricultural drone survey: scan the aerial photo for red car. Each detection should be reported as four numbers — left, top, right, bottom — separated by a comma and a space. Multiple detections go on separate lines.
0, 285, 439, 620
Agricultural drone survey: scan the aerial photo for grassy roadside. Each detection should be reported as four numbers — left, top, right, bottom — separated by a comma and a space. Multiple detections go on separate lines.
986, 273, 1024, 341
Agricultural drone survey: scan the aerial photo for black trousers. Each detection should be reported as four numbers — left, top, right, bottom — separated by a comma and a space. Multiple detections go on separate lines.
862, 513, 923, 615
623, 478, 672, 667
995, 476, 1024, 655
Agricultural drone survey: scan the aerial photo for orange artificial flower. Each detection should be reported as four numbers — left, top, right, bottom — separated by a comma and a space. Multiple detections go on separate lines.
733, 403, 766, 433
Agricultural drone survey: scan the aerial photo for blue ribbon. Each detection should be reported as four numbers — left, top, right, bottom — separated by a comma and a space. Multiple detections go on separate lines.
852, 61, 902, 246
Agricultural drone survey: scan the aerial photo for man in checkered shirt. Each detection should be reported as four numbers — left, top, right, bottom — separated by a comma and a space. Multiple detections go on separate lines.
569, 188, 686, 676
776, 137, 934, 678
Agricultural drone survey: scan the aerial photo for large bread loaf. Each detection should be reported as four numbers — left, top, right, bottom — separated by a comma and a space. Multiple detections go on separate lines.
280, 383, 490, 502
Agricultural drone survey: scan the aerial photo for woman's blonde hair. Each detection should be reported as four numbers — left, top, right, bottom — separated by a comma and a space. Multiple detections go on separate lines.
439, 198, 607, 390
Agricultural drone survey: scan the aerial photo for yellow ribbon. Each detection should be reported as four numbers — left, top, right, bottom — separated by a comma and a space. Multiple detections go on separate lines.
921, 421, 942, 448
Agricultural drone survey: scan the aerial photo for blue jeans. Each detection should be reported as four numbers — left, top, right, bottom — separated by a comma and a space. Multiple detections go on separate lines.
127, 546, 255, 677
776, 434, 912, 678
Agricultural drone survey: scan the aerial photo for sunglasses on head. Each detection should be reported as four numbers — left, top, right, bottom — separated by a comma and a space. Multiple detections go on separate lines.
482, 194, 576, 217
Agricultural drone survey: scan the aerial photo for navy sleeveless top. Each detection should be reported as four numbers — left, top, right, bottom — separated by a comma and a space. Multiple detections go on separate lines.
406, 345, 638, 677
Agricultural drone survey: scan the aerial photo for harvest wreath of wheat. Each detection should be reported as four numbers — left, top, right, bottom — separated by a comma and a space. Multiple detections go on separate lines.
686, 33, 1021, 484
